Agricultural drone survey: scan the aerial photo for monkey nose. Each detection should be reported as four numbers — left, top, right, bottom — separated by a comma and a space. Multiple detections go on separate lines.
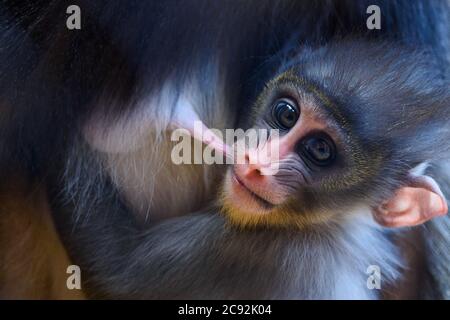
236, 151, 268, 181
242, 156, 263, 180
235, 144, 278, 177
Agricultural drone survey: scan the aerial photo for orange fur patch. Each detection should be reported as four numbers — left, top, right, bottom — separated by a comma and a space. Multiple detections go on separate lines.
0, 177, 84, 299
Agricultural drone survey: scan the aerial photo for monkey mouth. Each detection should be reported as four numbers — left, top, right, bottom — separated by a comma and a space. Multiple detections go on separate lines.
231, 171, 274, 210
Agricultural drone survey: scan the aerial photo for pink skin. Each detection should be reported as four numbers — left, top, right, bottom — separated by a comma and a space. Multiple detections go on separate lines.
85, 91, 448, 227
202, 107, 448, 227
171, 105, 233, 159
226, 103, 335, 215
373, 176, 448, 228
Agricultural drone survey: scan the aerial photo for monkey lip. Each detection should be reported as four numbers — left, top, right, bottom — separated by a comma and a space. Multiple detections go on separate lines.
231, 171, 274, 210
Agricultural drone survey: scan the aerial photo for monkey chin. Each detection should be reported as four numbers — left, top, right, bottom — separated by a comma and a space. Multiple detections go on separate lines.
219, 176, 329, 230
219, 202, 294, 229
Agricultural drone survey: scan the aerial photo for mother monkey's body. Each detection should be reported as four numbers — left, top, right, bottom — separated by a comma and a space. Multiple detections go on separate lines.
0, 1, 448, 298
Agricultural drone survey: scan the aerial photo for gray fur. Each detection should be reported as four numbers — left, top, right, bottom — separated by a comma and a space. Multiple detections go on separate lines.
58, 148, 403, 299
423, 162, 450, 299
55, 40, 450, 300
31, 1, 448, 300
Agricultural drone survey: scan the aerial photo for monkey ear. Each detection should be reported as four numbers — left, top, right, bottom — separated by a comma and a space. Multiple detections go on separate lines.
372, 173, 448, 228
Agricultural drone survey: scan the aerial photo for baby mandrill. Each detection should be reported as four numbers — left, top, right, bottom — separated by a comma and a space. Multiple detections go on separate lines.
182, 40, 450, 299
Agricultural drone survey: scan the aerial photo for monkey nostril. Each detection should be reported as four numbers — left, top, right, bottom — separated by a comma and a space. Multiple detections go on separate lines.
245, 165, 263, 180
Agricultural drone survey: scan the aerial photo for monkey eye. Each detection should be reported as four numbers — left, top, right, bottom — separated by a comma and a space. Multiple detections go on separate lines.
299, 133, 336, 167
272, 99, 299, 130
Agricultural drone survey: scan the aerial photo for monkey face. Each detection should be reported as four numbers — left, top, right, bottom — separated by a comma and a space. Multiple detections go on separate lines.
221, 72, 366, 229
219, 39, 450, 229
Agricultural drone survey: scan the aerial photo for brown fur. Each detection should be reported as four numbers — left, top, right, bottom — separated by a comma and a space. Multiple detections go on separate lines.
382, 229, 426, 299
0, 176, 84, 299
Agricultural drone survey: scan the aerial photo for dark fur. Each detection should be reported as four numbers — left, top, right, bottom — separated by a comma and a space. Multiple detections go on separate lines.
1, 0, 448, 179
249, 40, 450, 217
54, 40, 450, 299
0, 1, 449, 299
